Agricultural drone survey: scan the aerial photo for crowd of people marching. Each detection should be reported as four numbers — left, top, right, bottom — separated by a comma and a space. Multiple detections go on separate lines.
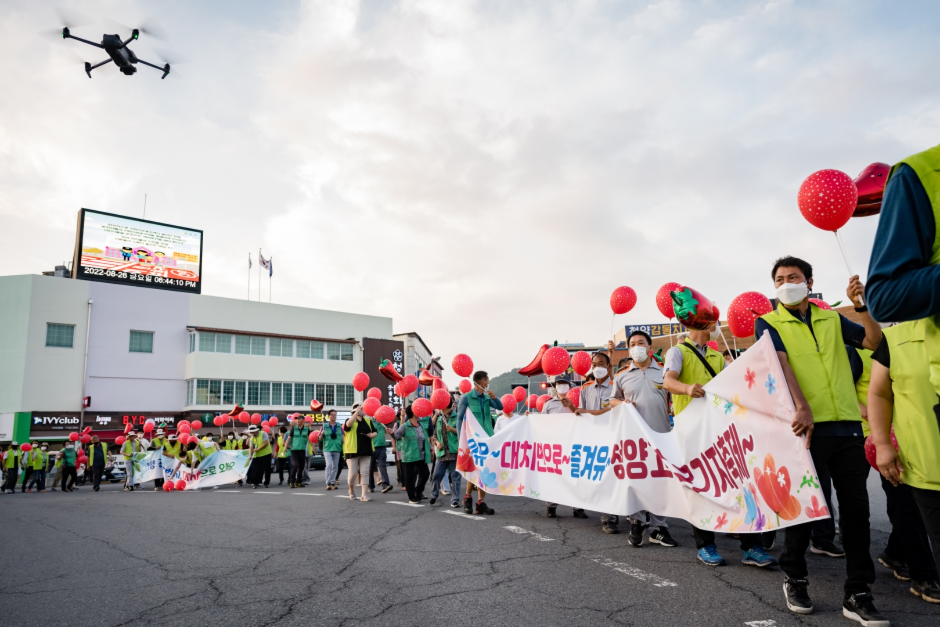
3, 145, 940, 627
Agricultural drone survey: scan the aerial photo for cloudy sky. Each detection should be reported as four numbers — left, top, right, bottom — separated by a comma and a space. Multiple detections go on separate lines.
2, 0, 939, 377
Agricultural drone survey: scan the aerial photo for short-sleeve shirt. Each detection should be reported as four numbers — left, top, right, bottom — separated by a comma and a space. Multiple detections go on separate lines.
542, 398, 572, 414
579, 378, 613, 411
612, 361, 671, 433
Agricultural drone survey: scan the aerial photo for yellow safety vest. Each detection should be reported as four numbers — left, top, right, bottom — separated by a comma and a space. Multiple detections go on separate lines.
251, 433, 272, 457
672, 342, 725, 416
87, 442, 108, 466
342, 417, 376, 456
854, 348, 873, 436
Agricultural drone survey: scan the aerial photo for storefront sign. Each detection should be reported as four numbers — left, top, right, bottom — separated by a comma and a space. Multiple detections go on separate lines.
30, 412, 183, 438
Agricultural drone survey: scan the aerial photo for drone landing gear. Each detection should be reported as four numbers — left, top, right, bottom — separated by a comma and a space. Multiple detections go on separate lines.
137, 59, 171, 79
84, 58, 113, 79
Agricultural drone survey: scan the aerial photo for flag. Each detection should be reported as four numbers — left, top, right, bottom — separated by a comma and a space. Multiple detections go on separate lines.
259, 253, 273, 277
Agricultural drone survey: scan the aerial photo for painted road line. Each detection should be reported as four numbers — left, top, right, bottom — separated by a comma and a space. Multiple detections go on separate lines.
443, 510, 485, 520
584, 556, 678, 588
292, 493, 325, 496
504, 525, 553, 541
388, 501, 425, 508
744, 621, 776, 627
254, 491, 283, 494
215, 490, 240, 493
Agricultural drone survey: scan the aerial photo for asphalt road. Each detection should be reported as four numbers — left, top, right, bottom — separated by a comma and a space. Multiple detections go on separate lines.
0, 469, 936, 627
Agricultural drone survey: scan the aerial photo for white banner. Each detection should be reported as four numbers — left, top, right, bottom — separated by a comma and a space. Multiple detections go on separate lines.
459, 334, 831, 532
122, 449, 251, 489
122, 450, 166, 484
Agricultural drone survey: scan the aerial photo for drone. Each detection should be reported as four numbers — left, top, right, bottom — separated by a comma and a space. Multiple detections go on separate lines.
62, 26, 170, 79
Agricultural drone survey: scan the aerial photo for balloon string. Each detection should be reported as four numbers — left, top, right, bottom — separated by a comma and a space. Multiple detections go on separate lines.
719, 325, 735, 361
834, 230, 865, 306
610, 312, 615, 343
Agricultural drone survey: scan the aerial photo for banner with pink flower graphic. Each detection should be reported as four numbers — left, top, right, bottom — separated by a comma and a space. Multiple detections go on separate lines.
458, 333, 831, 530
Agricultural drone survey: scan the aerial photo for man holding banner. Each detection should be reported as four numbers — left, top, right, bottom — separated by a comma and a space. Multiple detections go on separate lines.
456, 371, 503, 515
756, 256, 885, 623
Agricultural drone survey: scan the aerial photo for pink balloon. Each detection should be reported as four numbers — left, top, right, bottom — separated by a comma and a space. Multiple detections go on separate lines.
512, 386, 527, 403
68, 432, 79, 442
175, 480, 187, 491
268, 417, 278, 426
798, 169, 857, 232
238, 411, 250, 424
178, 423, 191, 434
308, 431, 320, 443
706, 341, 719, 351
352, 372, 370, 392
114, 436, 126, 446
250, 414, 262, 425
430, 388, 451, 410
809, 298, 832, 311
80, 434, 92, 445
452, 354, 474, 378
191, 420, 203, 430
541, 346, 570, 377
501, 394, 517, 414
367, 387, 382, 400
412, 398, 433, 418
610, 286, 637, 315
82, 426, 92, 435
399, 374, 419, 397
458, 379, 472, 394
570, 351, 592, 376
362, 397, 381, 417
212, 416, 223, 427
374, 405, 396, 425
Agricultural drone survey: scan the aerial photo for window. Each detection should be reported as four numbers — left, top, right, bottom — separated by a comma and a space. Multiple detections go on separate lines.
196, 380, 209, 405
199, 332, 216, 352
223, 381, 234, 405
250, 336, 266, 356
189, 333, 196, 353
282, 383, 293, 406
46, 323, 75, 348
129, 331, 154, 353
235, 335, 250, 355
337, 384, 355, 406
234, 381, 246, 405
259, 382, 270, 406
248, 381, 260, 406
296, 340, 310, 359
317, 384, 335, 406
209, 380, 222, 405
282, 340, 293, 357
269, 338, 282, 357
341, 344, 354, 361
327, 343, 341, 360
303, 384, 315, 406
310, 341, 324, 359
271, 382, 282, 406
215, 334, 232, 354
186, 380, 193, 406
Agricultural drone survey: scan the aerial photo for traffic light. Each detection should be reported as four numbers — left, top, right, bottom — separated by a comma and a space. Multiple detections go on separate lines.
539, 382, 548, 389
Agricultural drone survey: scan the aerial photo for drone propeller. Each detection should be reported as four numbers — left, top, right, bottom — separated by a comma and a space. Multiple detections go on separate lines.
104, 16, 168, 41
42, 7, 92, 39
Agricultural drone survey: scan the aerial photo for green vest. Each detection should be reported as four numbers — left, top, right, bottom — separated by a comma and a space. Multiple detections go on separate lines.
60, 448, 77, 466
223, 439, 239, 450
3, 449, 19, 469
150, 437, 165, 449
121, 440, 142, 456
88, 442, 108, 466
26, 449, 43, 470
672, 342, 725, 416
288, 426, 310, 452
884, 320, 940, 491
251, 433, 272, 457
373, 422, 388, 447
761, 304, 860, 424
320, 424, 344, 452
164, 441, 182, 458
435, 411, 459, 458
276, 434, 289, 457
342, 417, 376, 456
398, 422, 425, 463
854, 348, 874, 437
889, 145, 940, 397
466, 392, 496, 436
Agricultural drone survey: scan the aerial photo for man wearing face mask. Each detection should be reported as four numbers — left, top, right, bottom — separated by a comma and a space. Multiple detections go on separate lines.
86, 436, 110, 492
456, 371, 503, 515
543, 375, 588, 519
754, 256, 884, 623
609, 330, 678, 547
584, 348, 621, 533
59, 442, 78, 492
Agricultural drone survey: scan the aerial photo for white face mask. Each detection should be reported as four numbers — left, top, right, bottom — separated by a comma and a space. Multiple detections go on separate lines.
65, 444, 73, 449
592, 367, 608, 380
629, 346, 649, 363
709, 326, 721, 341
556, 384, 570, 395
41, 447, 47, 451
776, 282, 809, 307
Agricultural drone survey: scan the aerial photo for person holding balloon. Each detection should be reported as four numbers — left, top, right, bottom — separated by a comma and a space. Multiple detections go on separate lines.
19, 443, 41, 493
429, 395, 461, 507
245, 425, 273, 489
541, 376, 587, 520
753, 256, 884, 622
86, 436, 110, 492
284, 414, 311, 488
343, 404, 378, 501
150, 428, 167, 490
867, 319, 940, 604
456, 371, 503, 515
274, 425, 290, 486
318, 410, 344, 490
392, 405, 430, 505
59, 441, 78, 493
121, 431, 145, 491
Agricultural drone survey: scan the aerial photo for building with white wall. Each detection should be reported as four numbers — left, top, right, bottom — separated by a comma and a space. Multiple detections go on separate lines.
0, 274, 394, 442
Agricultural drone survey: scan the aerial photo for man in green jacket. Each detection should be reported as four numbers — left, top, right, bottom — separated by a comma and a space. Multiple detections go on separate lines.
59, 442, 78, 492
456, 371, 503, 515
284, 415, 311, 488
318, 410, 344, 489
755, 256, 885, 625
429, 395, 461, 507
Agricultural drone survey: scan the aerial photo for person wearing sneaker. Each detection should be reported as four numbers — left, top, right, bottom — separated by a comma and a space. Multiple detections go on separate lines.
456, 371, 502, 515
344, 404, 378, 502
429, 395, 462, 507
393, 405, 430, 505
757, 257, 885, 623
542, 376, 587, 519
868, 320, 940, 606
318, 411, 344, 489
611, 331, 675, 546
284, 415, 312, 488
274, 425, 290, 486
368, 415, 394, 494
86, 436, 110, 492
577, 349, 618, 533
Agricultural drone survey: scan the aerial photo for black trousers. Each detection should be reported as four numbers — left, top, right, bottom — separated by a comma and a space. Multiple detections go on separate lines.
779, 436, 874, 596
288, 451, 305, 485
20, 468, 34, 491
3, 468, 18, 491
881, 476, 938, 581
910, 485, 940, 583
811, 462, 837, 542
62, 467, 77, 491
694, 528, 761, 551
402, 461, 429, 502
276, 456, 289, 482
248, 454, 272, 486
91, 465, 104, 489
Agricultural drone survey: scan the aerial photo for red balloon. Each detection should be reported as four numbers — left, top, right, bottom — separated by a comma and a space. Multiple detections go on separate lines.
864, 428, 900, 471
512, 386, 527, 403
727, 291, 774, 338
367, 387, 382, 400
362, 397, 381, 417
82, 426, 92, 435
536, 394, 550, 413
77, 456, 88, 466
352, 372, 370, 392
114, 436, 126, 446
374, 405, 396, 425
412, 398, 433, 418
671, 285, 721, 331
541, 346, 570, 377
261, 420, 270, 428
518, 344, 550, 377
431, 388, 451, 410
706, 341, 719, 351
191, 420, 203, 430
393, 382, 402, 398
80, 434, 91, 444
212, 416, 222, 427
262, 425, 271, 434
399, 374, 419, 397
452, 354, 474, 378
68, 432, 79, 442
570, 351, 592, 376
20, 443, 32, 452
853, 162, 890, 217
610, 286, 637, 315
238, 411, 250, 424
178, 423, 191, 434
175, 480, 187, 491
432, 378, 445, 392
656, 282, 682, 319
268, 416, 278, 426
418, 369, 438, 387
308, 431, 319, 443
250, 414, 262, 425
501, 394, 517, 414
458, 379, 472, 394
809, 298, 832, 311
177, 420, 190, 429
566, 386, 581, 409
527, 394, 538, 408
798, 169, 857, 232
163, 481, 174, 492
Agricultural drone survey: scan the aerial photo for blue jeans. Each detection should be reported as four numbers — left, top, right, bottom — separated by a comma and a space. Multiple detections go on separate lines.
369, 446, 390, 489
431, 459, 461, 504
28, 469, 46, 491
324, 451, 341, 486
